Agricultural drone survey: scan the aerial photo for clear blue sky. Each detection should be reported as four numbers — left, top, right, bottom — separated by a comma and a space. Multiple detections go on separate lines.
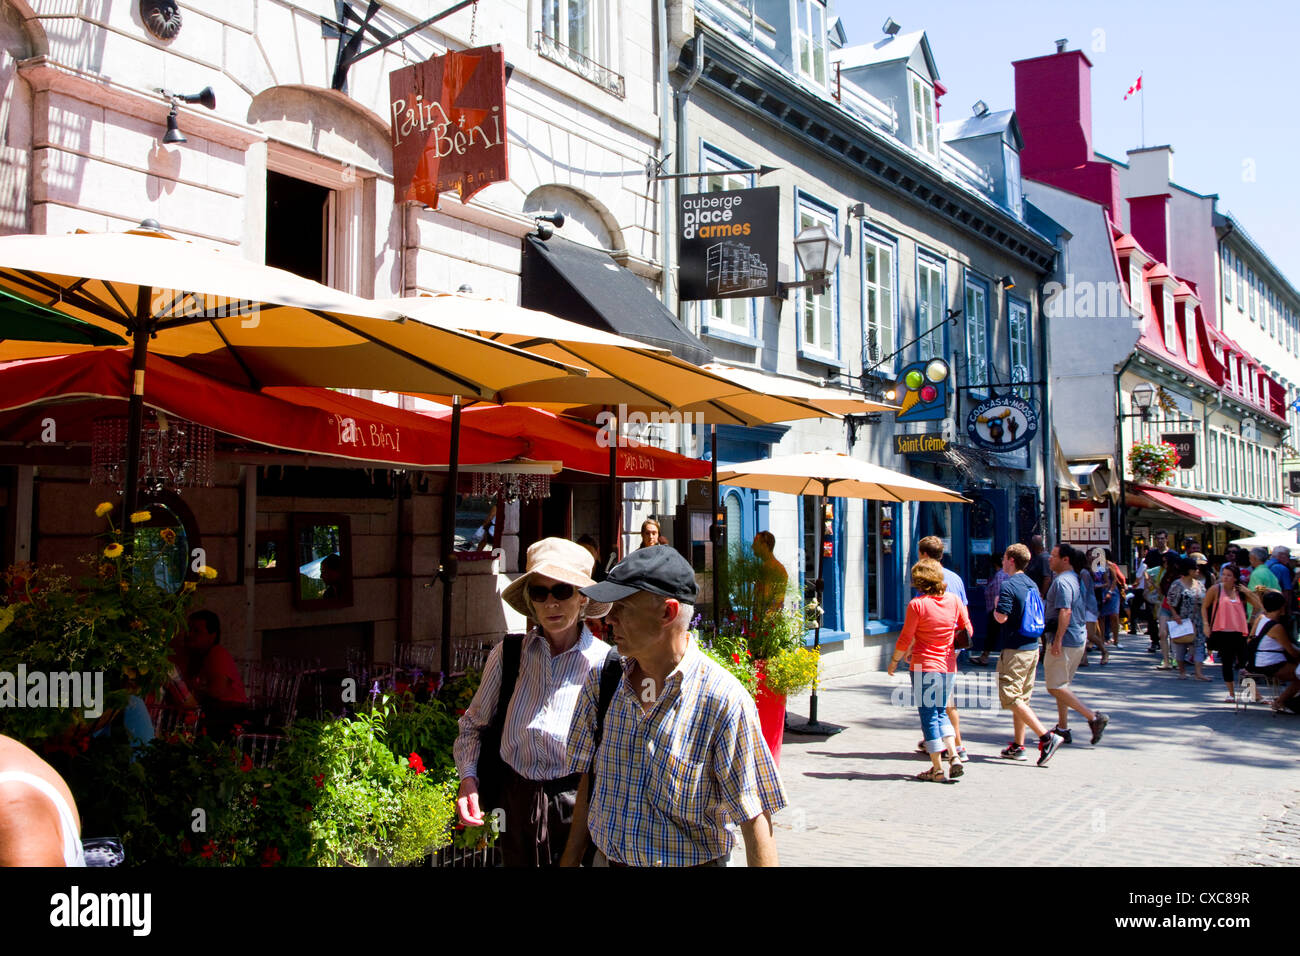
836, 1, 1300, 284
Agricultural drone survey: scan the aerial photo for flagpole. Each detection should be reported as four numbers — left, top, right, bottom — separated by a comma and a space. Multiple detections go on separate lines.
1140, 69, 1145, 148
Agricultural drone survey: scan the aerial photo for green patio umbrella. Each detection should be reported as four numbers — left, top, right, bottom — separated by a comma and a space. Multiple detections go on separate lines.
0, 287, 128, 346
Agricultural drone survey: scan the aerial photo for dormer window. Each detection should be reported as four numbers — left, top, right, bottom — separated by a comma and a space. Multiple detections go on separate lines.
1163, 288, 1177, 353
795, 0, 828, 86
910, 74, 937, 155
1184, 302, 1197, 365
1128, 259, 1144, 314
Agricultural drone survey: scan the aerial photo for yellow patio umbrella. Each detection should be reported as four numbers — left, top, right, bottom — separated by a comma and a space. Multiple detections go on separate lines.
718, 450, 968, 734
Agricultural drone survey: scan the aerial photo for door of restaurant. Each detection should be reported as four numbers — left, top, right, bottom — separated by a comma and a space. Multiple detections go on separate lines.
964, 488, 1009, 650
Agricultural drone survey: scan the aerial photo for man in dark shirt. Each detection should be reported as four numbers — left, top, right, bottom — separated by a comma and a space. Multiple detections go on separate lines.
1025, 535, 1052, 598
993, 543, 1062, 766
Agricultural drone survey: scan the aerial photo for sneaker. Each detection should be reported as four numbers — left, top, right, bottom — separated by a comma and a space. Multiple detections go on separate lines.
1037, 732, 1063, 766
999, 742, 1027, 761
955, 746, 969, 762
1088, 712, 1110, 745
1052, 726, 1073, 745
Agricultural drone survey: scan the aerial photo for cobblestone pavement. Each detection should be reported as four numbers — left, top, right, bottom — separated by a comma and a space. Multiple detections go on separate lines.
740, 636, 1300, 867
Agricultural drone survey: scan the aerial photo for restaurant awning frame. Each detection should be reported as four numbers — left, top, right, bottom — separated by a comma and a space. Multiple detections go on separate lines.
1126, 486, 1223, 523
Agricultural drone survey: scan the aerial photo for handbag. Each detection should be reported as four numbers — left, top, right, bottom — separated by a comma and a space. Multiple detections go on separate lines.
1167, 618, 1196, 644
954, 627, 971, 650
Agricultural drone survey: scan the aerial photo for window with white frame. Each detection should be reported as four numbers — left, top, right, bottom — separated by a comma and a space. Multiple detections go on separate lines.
1004, 144, 1023, 217
964, 275, 990, 396
1009, 298, 1031, 399
1184, 301, 1197, 365
1163, 288, 1177, 352
699, 146, 755, 338
1128, 259, 1144, 314
1223, 248, 1232, 303
1208, 429, 1219, 492
862, 230, 897, 375
798, 195, 837, 358
910, 73, 937, 156
1228, 435, 1238, 495
917, 254, 946, 361
1249, 269, 1257, 319
543, 0, 594, 60
1237, 258, 1245, 310
794, 0, 828, 86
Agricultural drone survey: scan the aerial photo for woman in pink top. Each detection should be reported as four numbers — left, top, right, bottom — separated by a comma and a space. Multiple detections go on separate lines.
888, 559, 973, 782
1201, 564, 1263, 702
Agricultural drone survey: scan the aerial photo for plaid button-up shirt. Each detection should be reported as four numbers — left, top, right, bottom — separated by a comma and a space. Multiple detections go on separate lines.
566, 637, 787, 866
455, 625, 610, 782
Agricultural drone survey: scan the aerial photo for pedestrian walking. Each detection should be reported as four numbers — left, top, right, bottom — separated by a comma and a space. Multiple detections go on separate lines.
973, 561, 1010, 667
1026, 534, 1053, 597
1166, 556, 1211, 681
1202, 563, 1263, 702
1045, 544, 1110, 745
990, 544, 1062, 766
915, 536, 968, 761
561, 546, 785, 866
453, 538, 614, 867
889, 558, 971, 781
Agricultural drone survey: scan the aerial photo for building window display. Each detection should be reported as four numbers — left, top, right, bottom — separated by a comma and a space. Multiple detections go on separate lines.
917, 253, 946, 362
795, 0, 829, 86
862, 230, 897, 375
963, 274, 990, 397
798, 194, 838, 359
910, 74, 937, 156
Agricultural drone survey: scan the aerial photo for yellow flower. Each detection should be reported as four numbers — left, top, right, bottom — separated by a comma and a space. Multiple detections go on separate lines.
199, 566, 219, 580
160, 528, 177, 545
182, 581, 197, 593
94, 502, 114, 518
129, 510, 152, 524
103, 543, 124, 559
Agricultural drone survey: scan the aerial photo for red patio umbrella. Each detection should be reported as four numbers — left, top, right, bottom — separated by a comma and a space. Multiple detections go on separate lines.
0, 349, 526, 467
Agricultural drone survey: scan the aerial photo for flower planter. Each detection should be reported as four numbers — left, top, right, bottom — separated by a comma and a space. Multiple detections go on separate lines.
754, 663, 786, 766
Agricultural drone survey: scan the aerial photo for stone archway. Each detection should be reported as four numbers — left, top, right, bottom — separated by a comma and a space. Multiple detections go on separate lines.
247, 85, 393, 177
523, 183, 624, 252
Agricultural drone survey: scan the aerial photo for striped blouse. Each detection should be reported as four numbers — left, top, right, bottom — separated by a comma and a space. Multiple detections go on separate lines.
454, 625, 610, 782
566, 638, 787, 866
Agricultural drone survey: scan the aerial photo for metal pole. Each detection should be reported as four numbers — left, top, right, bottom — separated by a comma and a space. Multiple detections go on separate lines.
607, 408, 618, 571
711, 424, 721, 635
439, 396, 461, 679
787, 478, 843, 735
122, 287, 152, 522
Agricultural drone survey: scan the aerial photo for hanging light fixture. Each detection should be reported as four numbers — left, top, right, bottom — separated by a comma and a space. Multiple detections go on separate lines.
92, 412, 214, 495
777, 223, 844, 298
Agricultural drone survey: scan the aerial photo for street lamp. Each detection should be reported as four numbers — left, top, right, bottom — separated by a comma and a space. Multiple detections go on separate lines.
1129, 381, 1156, 421
777, 223, 843, 297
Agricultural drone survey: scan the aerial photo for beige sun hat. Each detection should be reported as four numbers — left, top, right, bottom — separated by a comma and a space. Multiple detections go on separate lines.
501, 537, 612, 621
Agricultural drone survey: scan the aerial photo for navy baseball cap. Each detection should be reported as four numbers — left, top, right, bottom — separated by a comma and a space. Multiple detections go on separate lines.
580, 545, 700, 604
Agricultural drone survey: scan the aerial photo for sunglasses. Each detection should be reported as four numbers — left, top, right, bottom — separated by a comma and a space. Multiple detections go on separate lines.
528, 582, 577, 603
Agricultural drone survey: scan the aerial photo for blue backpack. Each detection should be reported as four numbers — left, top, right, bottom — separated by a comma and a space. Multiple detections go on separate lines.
1019, 585, 1046, 638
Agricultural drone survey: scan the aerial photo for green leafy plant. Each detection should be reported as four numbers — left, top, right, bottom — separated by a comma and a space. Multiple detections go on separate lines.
699, 624, 758, 697
0, 503, 207, 745
720, 544, 807, 661
762, 646, 821, 697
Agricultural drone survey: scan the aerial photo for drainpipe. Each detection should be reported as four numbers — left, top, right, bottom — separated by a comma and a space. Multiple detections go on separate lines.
1039, 281, 1056, 544
675, 28, 705, 337
1115, 353, 1137, 568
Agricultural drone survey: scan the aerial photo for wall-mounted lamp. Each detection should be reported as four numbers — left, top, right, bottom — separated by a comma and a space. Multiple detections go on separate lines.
847, 202, 870, 221
998, 275, 1016, 290
972, 100, 989, 117
1125, 381, 1156, 421
883, 17, 901, 35
776, 223, 843, 298
156, 86, 217, 145
531, 210, 565, 241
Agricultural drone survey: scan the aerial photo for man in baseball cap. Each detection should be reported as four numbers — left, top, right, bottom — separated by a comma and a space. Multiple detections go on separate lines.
560, 545, 787, 867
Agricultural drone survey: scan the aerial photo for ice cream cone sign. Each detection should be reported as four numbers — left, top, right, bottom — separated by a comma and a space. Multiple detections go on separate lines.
894, 358, 950, 423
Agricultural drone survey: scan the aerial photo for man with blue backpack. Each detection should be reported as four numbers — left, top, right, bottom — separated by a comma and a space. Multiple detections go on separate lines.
992, 543, 1065, 766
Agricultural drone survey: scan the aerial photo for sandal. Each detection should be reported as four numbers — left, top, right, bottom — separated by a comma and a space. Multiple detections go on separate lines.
916, 767, 946, 782
946, 757, 964, 779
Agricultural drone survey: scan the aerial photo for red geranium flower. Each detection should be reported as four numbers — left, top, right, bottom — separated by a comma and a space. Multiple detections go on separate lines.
732, 653, 741, 664
250, 796, 258, 808
240, 754, 254, 773
261, 846, 282, 867
312, 773, 325, 789
200, 841, 215, 859
408, 752, 426, 775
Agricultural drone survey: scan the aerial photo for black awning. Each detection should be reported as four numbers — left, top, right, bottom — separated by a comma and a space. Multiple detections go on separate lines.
521, 234, 711, 366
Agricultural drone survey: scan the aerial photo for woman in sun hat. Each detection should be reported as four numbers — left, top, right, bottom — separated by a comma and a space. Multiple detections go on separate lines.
453, 537, 613, 866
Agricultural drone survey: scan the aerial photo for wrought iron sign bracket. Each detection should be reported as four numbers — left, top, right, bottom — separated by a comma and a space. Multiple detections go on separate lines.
323, 0, 479, 92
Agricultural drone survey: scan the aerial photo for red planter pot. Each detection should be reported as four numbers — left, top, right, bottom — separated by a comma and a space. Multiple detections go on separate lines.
754, 662, 786, 766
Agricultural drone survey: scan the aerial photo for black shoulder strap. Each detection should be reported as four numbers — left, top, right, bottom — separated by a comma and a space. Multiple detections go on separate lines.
585, 648, 624, 794
489, 634, 524, 735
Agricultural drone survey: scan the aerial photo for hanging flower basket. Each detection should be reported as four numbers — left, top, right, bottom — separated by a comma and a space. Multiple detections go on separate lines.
1128, 440, 1180, 486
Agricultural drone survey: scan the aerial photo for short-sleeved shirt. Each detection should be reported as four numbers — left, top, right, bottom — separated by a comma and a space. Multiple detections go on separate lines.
565, 638, 786, 867
196, 645, 247, 704
1044, 569, 1086, 647
1250, 565, 1281, 592
896, 592, 973, 672
941, 568, 968, 606
1267, 559, 1293, 591
1026, 552, 1052, 592
996, 572, 1041, 652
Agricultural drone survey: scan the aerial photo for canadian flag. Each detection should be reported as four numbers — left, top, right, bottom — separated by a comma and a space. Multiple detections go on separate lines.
1124, 74, 1143, 100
